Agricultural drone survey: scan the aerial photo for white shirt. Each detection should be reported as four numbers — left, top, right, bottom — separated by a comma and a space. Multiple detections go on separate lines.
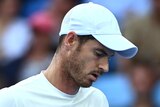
0, 72, 109, 107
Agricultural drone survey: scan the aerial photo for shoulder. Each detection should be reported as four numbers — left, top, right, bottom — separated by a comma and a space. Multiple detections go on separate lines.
0, 74, 43, 106
0, 87, 17, 107
0, 74, 42, 97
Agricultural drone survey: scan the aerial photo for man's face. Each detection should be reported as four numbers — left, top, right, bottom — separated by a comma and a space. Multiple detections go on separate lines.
63, 39, 114, 87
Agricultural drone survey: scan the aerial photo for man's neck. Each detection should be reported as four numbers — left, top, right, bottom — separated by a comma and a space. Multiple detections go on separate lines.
44, 54, 80, 95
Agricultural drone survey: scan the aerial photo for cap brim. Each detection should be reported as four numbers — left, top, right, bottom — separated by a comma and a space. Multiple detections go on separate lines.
93, 34, 138, 59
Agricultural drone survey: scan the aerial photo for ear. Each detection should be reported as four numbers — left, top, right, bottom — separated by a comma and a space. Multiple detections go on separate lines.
63, 31, 79, 48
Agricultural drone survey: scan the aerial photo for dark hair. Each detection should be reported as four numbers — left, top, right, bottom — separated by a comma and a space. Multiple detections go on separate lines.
56, 34, 95, 52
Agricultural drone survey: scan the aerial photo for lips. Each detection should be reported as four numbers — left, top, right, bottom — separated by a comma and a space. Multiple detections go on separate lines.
89, 72, 100, 81
92, 73, 99, 78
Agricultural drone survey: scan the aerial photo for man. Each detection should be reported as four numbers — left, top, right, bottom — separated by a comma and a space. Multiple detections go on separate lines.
0, 2, 138, 107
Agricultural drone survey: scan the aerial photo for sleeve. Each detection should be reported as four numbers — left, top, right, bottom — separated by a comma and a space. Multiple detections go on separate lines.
0, 88, 17, 107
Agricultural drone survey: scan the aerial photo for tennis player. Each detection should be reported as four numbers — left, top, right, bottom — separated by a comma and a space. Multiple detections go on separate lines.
0, 2, 137, 107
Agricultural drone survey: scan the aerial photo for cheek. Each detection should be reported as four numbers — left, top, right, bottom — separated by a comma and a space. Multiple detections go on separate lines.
81, 56, 98, 72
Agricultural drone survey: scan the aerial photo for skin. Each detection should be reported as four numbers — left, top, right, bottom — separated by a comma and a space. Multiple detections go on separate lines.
44, 32, 114, 95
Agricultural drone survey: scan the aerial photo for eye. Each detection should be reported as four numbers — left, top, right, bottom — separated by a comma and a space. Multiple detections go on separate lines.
94, 50, 106, 57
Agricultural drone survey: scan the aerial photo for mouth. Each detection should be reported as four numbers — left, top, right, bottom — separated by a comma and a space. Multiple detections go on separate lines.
92, 73, 99, 78
89, 72, 100, 82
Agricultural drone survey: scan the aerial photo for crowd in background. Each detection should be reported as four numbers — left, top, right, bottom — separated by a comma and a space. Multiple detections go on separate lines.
0, 0, 160, 107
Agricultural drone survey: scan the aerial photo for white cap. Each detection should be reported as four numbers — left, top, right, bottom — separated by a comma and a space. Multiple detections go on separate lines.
59, 2, 138, 58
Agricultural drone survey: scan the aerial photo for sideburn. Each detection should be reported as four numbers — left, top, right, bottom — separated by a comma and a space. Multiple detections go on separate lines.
61, 46, 85, 86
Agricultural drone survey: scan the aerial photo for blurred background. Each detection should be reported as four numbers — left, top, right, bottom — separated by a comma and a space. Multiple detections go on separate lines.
0, 0, 159, 107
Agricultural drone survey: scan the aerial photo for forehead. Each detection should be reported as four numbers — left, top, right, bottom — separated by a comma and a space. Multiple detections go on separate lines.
81, 39, 115, 56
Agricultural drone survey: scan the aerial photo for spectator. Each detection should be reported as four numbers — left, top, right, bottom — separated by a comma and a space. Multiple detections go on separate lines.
3, 13, 54, 87
0, 0, 32, 63
30, 0, 86, 48
123, 0, 160, 105
0, 0, 33, 88
129, 62, 158, 107
123, 0, 160, 70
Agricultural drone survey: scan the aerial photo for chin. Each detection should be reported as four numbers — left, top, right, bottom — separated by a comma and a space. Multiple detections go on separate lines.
79, 82, 92, 88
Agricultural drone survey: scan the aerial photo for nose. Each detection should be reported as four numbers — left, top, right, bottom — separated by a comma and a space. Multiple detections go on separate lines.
98, 57, 109, 72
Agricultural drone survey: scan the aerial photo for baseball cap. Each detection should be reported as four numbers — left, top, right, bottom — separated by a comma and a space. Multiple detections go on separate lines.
59, 2, 138, 58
